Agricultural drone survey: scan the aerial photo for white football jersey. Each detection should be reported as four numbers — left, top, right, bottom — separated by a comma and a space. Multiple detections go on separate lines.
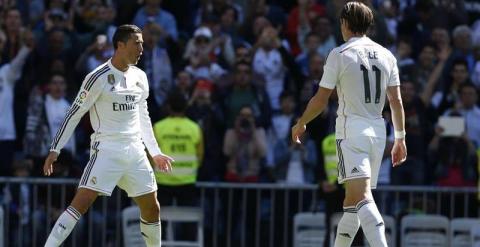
319, 36, 400, 139
50, 59, 161, 156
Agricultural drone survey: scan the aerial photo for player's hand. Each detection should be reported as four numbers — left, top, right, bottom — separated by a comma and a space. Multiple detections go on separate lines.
152, 154, 174, 173
391, 139, 407, 167
43, 151, 59, 176
291, 122, 306, 144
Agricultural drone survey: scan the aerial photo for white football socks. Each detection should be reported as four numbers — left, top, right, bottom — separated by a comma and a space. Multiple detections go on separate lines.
44, 206, 81, 247
356, 199, 387, 247
140, 217, 162, 247
334, 206, 360, 247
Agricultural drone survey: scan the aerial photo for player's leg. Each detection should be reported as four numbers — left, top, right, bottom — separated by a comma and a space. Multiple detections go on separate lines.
339, 136, 386, 247
133, 191, 162, 247
120, 144, 161, 247
333, 140, 360, 247
344, 178, 386, 246
44, 188, 98, 247
46, 141, 123, 246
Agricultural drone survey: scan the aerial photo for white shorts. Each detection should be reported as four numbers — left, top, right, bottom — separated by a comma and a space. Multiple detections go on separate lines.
336, 136, 386, 189
78, 140, 157, 197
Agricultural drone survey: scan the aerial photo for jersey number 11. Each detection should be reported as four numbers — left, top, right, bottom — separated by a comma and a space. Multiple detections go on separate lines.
360, 65, 381, 104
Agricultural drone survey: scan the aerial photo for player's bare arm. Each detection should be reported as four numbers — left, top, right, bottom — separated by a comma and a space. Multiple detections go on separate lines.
387, 85, 407, 166
292, 87, 333, 144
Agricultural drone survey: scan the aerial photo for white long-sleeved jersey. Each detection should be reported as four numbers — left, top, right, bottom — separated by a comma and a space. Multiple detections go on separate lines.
319, 36, 400, 139
50, 59, 162, 156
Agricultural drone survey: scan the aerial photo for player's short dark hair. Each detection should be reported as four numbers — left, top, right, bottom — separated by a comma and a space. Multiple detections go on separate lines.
167, 90, 188, 113
112, 24, 142, 50
340, 1, 374, 35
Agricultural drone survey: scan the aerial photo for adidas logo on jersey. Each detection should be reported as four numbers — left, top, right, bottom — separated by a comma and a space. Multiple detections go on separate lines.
351, 167, 359, 174
110, 86, 116, 92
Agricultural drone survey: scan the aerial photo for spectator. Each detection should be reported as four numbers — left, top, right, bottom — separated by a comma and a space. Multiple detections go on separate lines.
138, 22, 173, 121
186, 80, 225, 181
133, 0, 178, 41
201, 14, 236, 69
428, 125, 478, 187
252, 26, 289, 110
299, 53, 324, 111
223, 105, 267, 182
285, 0, 325, 56
390, 79, 433, 185
153, 91, 203, 240
173, 70, 194, 100
451, 25, 475, 70
295, 32, 320, 76
24, 74, 76, 176
2, 8, 24, 62
184, 27, 227, 81
269, 94, 317, 184
432, 58, 470, 114
395, 37, 415, 68
219, 5, 240, 42
266, 91, 297, 169
443, 83, 480, 148
298, 16, 336, 60
222, 61, 271, 128
74, 34, 113, 75
0, 30, 33, 176
407, 43, 439, 92
242, 0, 286, 42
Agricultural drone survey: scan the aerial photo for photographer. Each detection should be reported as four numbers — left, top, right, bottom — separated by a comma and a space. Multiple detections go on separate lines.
223, 105, 267, 182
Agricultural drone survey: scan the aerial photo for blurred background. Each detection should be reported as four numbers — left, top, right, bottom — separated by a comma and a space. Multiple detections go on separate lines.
0, 0, 479, 246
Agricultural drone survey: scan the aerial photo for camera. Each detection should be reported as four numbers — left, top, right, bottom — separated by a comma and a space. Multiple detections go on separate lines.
239, 118, 252, 131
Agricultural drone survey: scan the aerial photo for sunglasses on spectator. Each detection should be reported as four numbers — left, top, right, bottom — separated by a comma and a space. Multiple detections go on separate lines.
195, 37, 210, 44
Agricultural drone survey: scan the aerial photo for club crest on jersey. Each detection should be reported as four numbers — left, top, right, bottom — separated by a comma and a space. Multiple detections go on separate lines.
91, 176, 97, 185
75, 90, 88, 105
107, 74, 115, 85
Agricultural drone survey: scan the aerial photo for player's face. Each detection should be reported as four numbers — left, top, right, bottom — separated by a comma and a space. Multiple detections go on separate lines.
124, 33, 144, 65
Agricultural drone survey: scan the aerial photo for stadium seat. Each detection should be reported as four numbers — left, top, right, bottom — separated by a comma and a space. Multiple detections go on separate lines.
161, 206, 204, 247
471, 223, 480, 247
401, 214, 449, 247
122, 206, 146, 247
450, 218, 480, 247
293, 212, 326, 247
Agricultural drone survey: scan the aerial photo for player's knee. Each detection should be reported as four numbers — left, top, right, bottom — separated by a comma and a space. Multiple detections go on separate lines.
70, 189, 98, 214
344, 178, 372, 206
141, 201, 160, 220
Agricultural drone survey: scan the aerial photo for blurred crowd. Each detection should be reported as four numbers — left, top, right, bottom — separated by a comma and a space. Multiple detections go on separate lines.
0, 0, 479, 188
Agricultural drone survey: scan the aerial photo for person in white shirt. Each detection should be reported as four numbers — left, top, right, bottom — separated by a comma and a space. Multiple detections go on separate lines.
292, 2, 407, 247
443, 83, 480, 148
43, 25, 173, 247
24, 74, 76, 175
0, 29, 33, 176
